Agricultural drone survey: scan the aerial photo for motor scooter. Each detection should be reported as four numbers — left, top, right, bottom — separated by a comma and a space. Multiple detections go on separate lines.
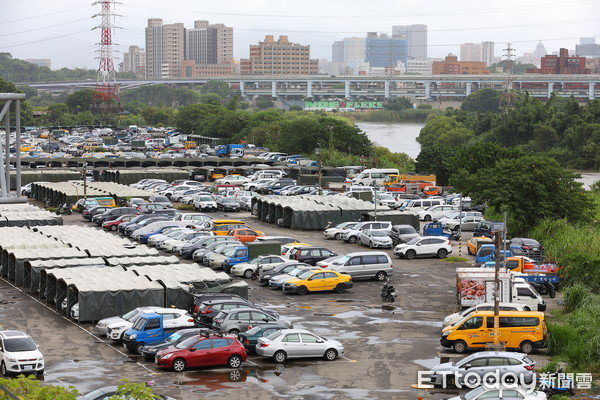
381, 281, 397, 302
56, 203, 72, 215
530, 280, 556, 298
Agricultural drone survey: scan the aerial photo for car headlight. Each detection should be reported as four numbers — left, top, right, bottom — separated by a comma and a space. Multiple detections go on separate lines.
442, 331, 450, 337
8, 358, 17, 362
162, 353, 173, 359
288, 283, 297, 287
129, 334, 137, 339
38, 357, 44, 361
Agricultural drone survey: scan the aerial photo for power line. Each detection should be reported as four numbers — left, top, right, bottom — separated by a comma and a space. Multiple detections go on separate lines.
0, 18, 91, 37
0, 4, 90, 24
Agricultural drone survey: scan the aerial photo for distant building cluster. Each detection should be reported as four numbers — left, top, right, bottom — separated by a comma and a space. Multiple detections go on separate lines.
110, 18, 599, 77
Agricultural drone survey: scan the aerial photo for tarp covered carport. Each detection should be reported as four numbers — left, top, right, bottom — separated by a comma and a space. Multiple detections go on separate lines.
8, 247, 89, 286
25, 257, 106, 295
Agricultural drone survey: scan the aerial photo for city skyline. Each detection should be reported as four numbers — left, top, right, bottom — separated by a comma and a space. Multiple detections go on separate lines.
1, 0, 599, 70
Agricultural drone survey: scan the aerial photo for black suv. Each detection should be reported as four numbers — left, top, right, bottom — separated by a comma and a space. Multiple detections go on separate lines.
474, 221, 507, 239
510, 237, 543, 260
83, 206, 111, 221
290, 247, 337, 265
191, 293, 249, 316
259, 179, 296, 194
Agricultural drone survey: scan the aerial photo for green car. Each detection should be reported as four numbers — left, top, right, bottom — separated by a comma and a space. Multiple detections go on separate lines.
238, 324, 289, 352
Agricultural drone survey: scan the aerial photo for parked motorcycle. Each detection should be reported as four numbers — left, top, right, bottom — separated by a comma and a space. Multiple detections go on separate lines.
381, 281, 397, 302
530, 280, 556, 298
56, 203, 72, 215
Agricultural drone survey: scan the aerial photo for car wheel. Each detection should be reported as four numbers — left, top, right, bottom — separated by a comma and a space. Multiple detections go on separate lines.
224, 182, 230, 185
1, 362, 8, 377
405, 250, 416, 260
452, 340, 467, 354
172, 358, 186, 372
324, 348, 338, 361
228, 328, 240, 335
453, 225, 460, 231
227, 354, 243, 368
519, 340, 534, 354
36, 369, 44, 376
369, 241, 374, 249
297, 285, 308, 295
110, 225, 117, 231
135, 342, 145, 354
274, 350, 287, 363
243, 269, 254, 279
437, 249, 448, 258
335, 283, 346, 293
334, 233, 341, 240
424, 214, 432, 221
348, 236, 358, 244
375, 271, 387, 281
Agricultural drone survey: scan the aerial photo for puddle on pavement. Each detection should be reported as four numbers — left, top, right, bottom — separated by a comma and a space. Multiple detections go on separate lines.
381, 305, 396, 311
172, 365, 288, 392
414, 358, 440, 369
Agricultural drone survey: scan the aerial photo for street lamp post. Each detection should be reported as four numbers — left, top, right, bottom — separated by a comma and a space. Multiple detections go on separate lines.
315, 144, 322, 194
82, 162, 88, 199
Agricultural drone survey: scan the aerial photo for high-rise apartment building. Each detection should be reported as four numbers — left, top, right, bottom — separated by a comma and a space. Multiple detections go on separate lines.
145, 18, 185, 78
460, 43, 482, 62
119, 45, 145, 77
343, 37, 366, 62
182, 20, 234, 76
405, 58, 433, 74
240, 35, 318, 75
576, 38, 600, 58
332, 41, 344, 63
392, 24, 427, 59
365, 32, 408, 68
481, 41, 494, 66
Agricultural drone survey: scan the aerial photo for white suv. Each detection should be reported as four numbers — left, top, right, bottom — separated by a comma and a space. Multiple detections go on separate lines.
417, 205, 459, 221
192, 194, 218, 212
393, 236, 452, 259
342, 221, 392, 244
0, 330, 44, 376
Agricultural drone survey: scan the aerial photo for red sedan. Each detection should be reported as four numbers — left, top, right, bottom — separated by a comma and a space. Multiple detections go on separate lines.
102, 214, 136, 231
155, 334, 246, 372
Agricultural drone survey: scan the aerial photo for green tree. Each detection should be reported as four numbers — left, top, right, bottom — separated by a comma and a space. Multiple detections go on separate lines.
414, 144, 457, 186
461, 88, 501, 113
0, 374, 78, 399
65, 89, 95, 113
416, 116, 466, 148
456, 155, 592, 235
384, 97, 413, 111
47, 103, 69, 123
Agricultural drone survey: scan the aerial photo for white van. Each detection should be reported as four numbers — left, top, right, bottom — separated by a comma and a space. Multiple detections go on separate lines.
328, 251, 394, 281
399, 198, 445, 214
351, 168, 399, 186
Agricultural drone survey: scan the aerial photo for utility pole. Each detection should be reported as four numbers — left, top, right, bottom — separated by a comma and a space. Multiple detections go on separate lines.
83, 162, 88, 199
501, 43, 516, 111
315, 144, 322, 194
458, 194, 463, 257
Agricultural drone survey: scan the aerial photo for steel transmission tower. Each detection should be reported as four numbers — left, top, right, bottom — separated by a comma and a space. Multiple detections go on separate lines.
500, 43, 516, 110
91, 0, 122, 113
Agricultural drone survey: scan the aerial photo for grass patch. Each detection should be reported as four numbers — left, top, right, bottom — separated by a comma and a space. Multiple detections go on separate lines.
442, 256, 469, 263
174, 204, 194, 211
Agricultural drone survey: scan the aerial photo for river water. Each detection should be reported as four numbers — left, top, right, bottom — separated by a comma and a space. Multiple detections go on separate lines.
355, 121, 599, 188
355, 122, 423, 159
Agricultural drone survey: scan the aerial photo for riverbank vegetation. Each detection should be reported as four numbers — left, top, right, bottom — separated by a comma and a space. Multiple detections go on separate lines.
416, 88, 600, 373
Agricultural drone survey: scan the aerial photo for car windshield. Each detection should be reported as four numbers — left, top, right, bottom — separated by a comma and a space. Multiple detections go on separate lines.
121, 309, 139, 321
406, 237, 421, 245
175, 336, 198, 350
333, 255, 350, 265
223, 198, 235, 203
378, 194, 393, 200
398, 227, 416, 234
245, 326, 263, 335
444, 211, 460, 219
4, 337, 37, 352
153, 196, 169, 202
167, 332, 183, 343
248, 257, 260, 265
287, 268, 305, 277
131, 318, 147, 330
223, 246, 238, 256
297, 270, 314, 279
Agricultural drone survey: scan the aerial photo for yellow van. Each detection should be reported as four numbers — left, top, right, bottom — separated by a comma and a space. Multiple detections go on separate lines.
440, 311, 547, 354
212, 220, 263, 236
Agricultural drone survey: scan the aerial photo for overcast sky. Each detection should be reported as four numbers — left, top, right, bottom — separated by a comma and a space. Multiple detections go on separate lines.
1, 0, 599, 70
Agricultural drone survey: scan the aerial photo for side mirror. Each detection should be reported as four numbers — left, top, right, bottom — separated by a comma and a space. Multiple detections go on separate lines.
189, 348, 196, 352
463, 363, 472, 370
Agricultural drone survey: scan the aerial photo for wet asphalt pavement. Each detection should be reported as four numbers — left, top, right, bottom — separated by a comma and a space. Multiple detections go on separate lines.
0, 206, 554, 400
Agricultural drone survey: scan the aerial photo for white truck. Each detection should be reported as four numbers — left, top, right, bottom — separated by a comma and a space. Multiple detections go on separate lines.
456, 268, 546, 312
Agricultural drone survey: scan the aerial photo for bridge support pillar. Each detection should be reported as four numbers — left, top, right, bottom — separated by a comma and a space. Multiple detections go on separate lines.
271, 81, 277, 98
307, 81, 313, 99
424, 82, 431, 99
239, 81, 245, 98
466, 82, 472, 96
590, 82, 595, 100
548, 82, 554, 98
345, 81, 350, 99
384, 81, 390, 98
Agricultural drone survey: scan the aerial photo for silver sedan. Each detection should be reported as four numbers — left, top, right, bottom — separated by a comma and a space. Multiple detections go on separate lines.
256, 329, 344, 363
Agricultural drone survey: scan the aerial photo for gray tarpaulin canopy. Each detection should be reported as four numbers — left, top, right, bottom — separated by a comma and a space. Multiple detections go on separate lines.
9, 247, 89, 287
106, 255, 179, 267
253, 195, 385, 229
0, 204, 62, 227
99, 169, 190, 185
128, 264, 249, 309
46, 267, 165, 322
361, 211, 420, 231
31, 181, 155, 206
24, 257, 106, 295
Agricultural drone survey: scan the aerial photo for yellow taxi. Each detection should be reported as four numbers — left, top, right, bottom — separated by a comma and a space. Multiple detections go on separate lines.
212, 220, 264, 236
467, 236, 494, 255
282, 270, 353, 295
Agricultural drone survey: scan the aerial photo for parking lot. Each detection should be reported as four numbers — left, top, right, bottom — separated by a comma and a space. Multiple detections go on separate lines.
0, 206, 553, 400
